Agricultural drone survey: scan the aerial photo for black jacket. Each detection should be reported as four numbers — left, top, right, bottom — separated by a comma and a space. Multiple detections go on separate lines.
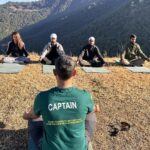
79, 44, 105, 63
6, 41, 28, 57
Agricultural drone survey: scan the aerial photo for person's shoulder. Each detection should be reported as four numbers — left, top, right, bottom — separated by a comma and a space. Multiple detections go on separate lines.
56, 42, 63, 47
47, 42, 51, 47
94, 45, 99, 49
36, 87, 57, 97
73, 87, 91, 97
8, 41, 13, 46
135, 43, 140, 48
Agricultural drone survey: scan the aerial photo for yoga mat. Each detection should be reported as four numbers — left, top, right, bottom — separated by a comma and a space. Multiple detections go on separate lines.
43, 65, 55, 74
126, 67, 150, 73
82, 67, 111, 73
0, 63, 25, 74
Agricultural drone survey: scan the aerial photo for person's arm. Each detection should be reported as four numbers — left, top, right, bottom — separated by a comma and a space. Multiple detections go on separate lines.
85, 112, 97, 141
57, 44, 65, 56
78, 47, 86, 62
23, 94, 41, 120
120, 44, 128, 63
137, 45, 149, 61
6, 42, 12, 56
95, 46, 105, 63
40, 44, 50, 60
22, 44, 29, 57
120, 50, 126, 61
85, 92, 97, 141
23, 107, 39, 120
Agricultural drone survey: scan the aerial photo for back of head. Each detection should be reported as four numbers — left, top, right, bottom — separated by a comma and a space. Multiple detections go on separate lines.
55, 56, 76, 80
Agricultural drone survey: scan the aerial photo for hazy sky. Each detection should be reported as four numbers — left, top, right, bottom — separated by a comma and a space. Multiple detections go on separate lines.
0, 0, 40, 4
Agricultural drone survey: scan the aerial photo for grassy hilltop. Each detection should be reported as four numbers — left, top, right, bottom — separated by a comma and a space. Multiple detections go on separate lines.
0, 54, 150, 150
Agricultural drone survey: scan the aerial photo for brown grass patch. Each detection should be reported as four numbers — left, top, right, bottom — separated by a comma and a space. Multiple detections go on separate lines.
0, 54, 150, 150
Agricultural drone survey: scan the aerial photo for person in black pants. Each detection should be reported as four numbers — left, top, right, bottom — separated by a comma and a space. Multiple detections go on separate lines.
40, 33, 65, 65
78, 37, 106, 67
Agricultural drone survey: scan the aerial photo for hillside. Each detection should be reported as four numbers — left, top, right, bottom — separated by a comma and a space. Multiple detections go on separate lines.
65, 0, 150, 56
0, 0, 101, 41
0, 54, 150, 150
0, 0, 83, 41
0, 0, 128, 54
0, 0, 150, 57
20, 0, 129, 55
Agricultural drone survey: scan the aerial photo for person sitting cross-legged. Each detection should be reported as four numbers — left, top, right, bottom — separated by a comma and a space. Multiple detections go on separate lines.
40, 33, 65, 65
23, 55, 97, 150
120, 34, 150, 66
78, 37, 106, 67
3, 31, 30, 64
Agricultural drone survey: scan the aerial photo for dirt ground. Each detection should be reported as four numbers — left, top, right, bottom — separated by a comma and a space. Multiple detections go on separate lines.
0, 54, 150, 150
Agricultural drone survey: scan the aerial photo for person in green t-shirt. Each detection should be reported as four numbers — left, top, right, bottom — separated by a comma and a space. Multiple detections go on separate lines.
23, 55, 97, 150
120, 34, 150, 66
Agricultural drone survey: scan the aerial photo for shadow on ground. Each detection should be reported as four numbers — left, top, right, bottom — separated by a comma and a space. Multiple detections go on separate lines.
0, 122, 27, 150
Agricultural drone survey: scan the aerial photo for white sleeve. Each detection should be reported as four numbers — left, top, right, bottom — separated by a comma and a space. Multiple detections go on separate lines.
41, 45, 49, 59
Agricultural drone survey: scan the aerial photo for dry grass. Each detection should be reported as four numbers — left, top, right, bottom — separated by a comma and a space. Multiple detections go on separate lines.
0, 54, 150, 150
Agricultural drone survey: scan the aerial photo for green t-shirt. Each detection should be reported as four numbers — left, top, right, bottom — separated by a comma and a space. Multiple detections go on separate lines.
33, 87, 94, 150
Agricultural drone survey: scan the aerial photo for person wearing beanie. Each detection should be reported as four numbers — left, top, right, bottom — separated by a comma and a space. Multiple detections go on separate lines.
78, 37, 106, 67
40, 33, 65, 65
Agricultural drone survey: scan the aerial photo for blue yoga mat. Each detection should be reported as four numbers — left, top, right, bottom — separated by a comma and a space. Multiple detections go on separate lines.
43, 65, 55, 74
126, 67, 150, 73
0, 63, 25, 74
82, 67, 111, 73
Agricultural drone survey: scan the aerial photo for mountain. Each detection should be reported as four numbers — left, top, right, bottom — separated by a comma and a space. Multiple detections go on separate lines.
0, 0, 150, 57
0, 0, 78, 41
63, 0, 150, 56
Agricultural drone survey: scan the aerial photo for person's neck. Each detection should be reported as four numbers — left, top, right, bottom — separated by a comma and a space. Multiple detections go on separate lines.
51, 42, 57, 45
130, 42, 135, 45
13, 41, 17, 44
89, 44, 94, 47
57, 80, 73, 89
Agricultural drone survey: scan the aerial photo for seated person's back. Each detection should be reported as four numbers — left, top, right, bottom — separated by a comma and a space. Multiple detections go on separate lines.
24, 56, 94, 150
35, 86, 93, 150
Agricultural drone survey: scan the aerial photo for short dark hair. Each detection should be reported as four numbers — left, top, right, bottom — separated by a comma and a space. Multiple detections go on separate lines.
12, 31, 19, 36
130, 34, 137, 39
55, 55, 76, 80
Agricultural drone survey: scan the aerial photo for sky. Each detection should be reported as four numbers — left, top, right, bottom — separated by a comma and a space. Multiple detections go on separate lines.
0, 0, 40, 4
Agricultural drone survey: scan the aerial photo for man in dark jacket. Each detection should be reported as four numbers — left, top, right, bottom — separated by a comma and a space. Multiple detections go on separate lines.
120, 34, 150, 66
40, 33, 65, 65
78, 37, 105, 67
